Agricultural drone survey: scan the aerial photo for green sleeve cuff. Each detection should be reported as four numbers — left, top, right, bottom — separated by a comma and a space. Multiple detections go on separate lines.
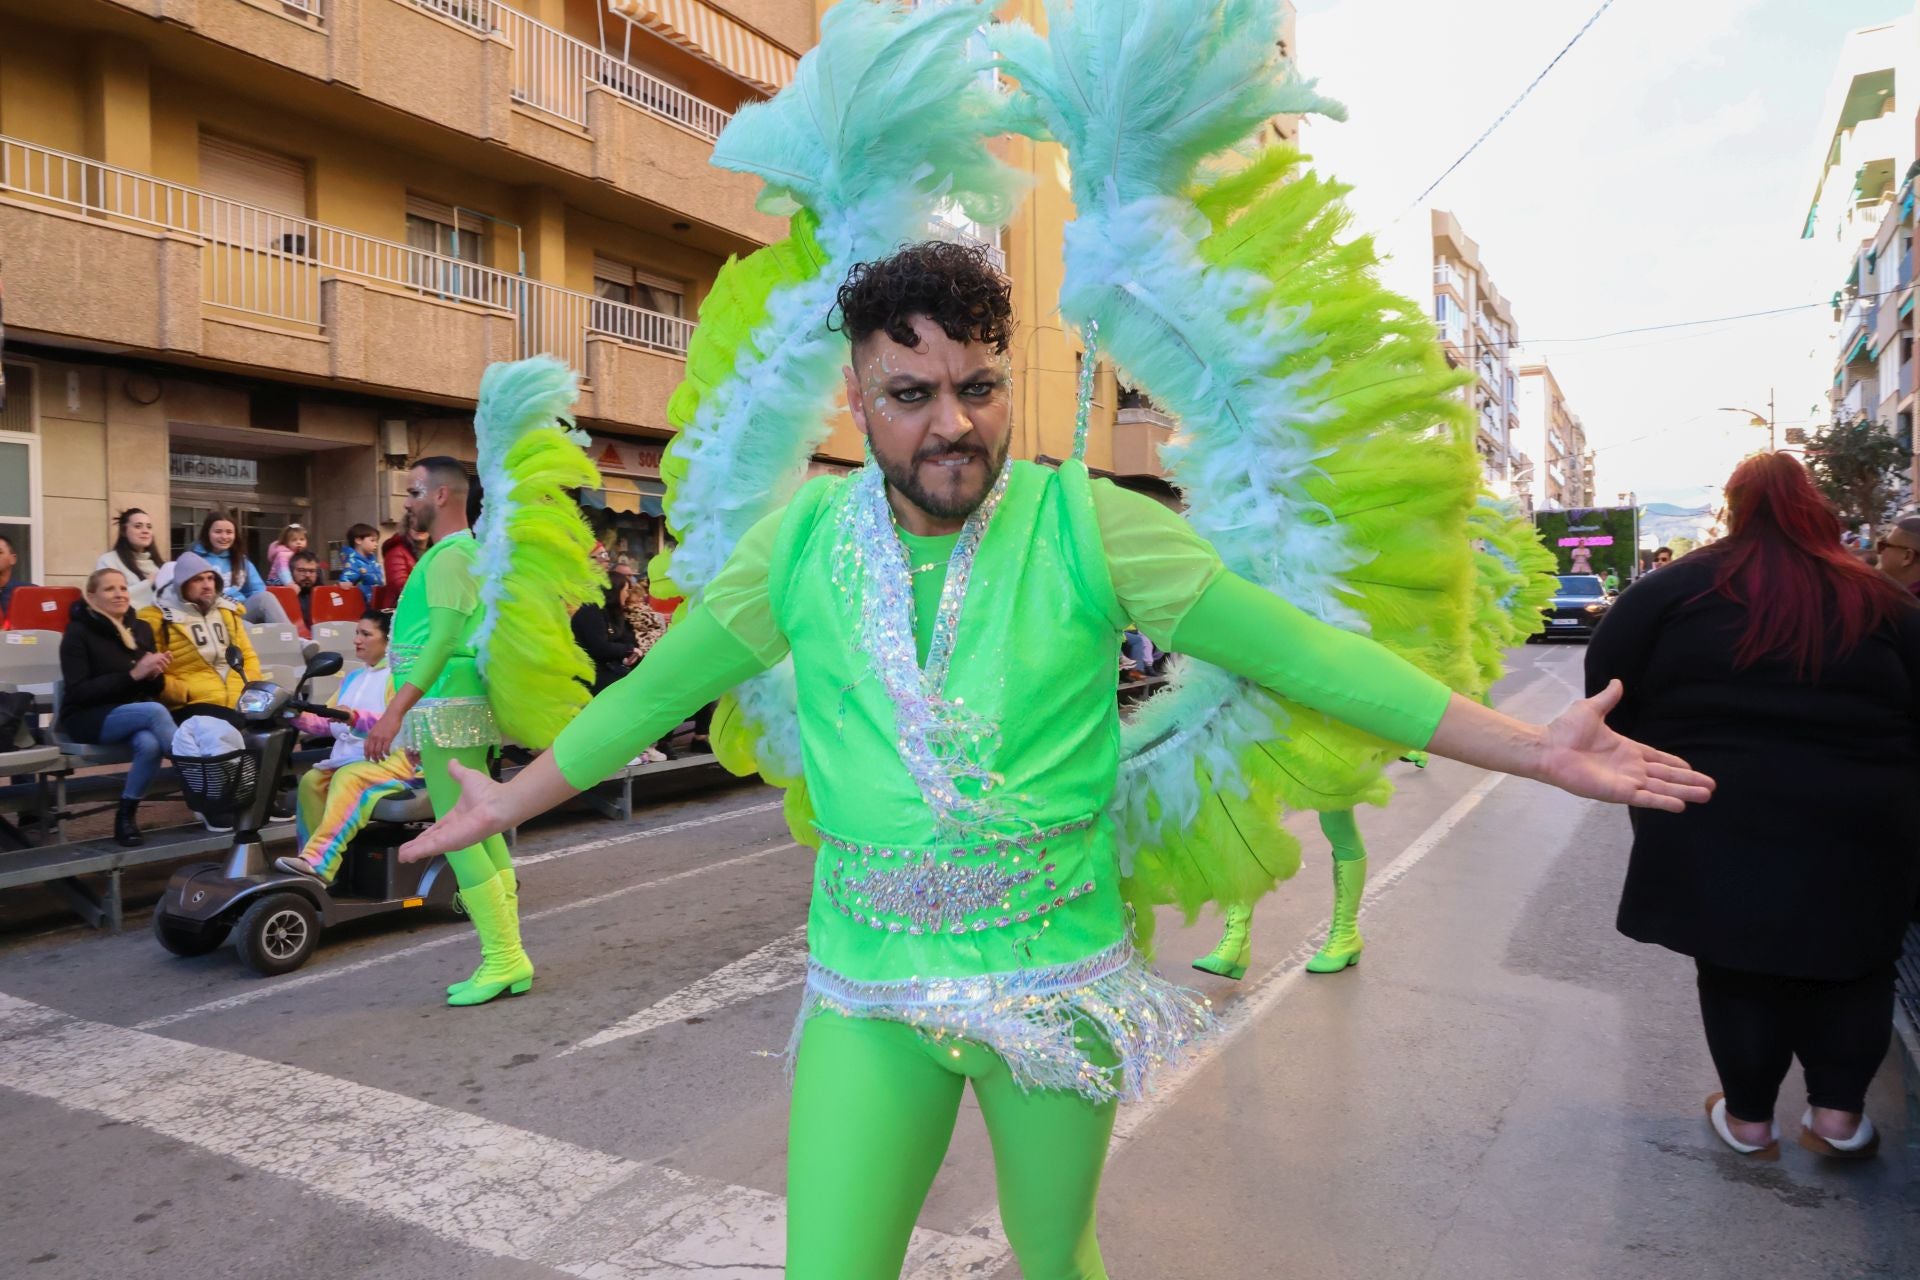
552, 607, 776, 790
1171, 572, 1452, 749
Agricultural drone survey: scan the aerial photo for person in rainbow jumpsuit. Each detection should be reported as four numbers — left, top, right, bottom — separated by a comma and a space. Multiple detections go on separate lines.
400, 246, 1712, 1278
275, 610, 418, 884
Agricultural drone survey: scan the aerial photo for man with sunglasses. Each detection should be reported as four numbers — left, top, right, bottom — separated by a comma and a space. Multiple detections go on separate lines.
1877, 517, 1920, 594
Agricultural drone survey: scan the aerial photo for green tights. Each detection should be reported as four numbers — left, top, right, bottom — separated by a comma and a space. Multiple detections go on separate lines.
419, 744, 513, 890
1319, 808, 1366, 861
787, 1013, 1115, 1280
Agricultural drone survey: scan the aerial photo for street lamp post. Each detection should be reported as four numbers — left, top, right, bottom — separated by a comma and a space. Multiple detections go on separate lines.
1718, 389, 1777, 452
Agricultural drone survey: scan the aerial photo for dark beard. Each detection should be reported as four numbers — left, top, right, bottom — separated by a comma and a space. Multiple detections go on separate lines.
872, 435, 1011, 522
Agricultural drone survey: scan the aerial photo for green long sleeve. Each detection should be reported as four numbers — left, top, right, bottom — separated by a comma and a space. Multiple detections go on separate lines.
400, 605, 467, 698
550, 606, 776, 790
1169, 571, 1453, 750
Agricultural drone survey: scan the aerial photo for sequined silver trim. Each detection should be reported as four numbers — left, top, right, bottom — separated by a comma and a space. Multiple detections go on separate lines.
396, 696, 502, 751
815, 817, 1101, 936
832, 462, 1012, 841
786, 939, 1214, 1102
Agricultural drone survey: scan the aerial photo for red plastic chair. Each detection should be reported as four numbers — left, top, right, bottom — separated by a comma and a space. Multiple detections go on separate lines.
372, 584, 402, 611
5, 587, 82, 633
309, 585, 366, 625
267, 584, 302, 622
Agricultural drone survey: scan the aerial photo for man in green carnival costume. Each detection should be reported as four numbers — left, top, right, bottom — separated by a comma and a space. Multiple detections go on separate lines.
401, 244, 1712, 1278
366, 457, 532, 1007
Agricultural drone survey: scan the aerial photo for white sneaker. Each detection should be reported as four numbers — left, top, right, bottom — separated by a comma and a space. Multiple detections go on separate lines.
642, 748, 668, 763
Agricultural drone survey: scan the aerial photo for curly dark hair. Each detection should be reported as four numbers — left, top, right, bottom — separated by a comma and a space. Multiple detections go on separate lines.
832, 240, 1013, 355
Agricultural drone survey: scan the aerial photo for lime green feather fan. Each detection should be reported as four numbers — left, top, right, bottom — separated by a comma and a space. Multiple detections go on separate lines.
1112, 151, 1481, 929
470, 355, 606, 750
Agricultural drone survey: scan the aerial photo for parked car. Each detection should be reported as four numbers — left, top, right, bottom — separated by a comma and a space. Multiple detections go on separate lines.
1538, 573, 1611, 640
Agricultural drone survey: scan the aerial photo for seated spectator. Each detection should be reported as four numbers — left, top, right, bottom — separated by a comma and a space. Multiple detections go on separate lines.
572, 570, 642, 694
57, 567, 177, 847
138, 551, 264, 723
0, 532, 31, 618
96, 508, 169, 612
625, 573, 668, 659
273, 612, 418, 885
337, 522, 385, 605
289, 549, 323, 629
192, 513, 290, 625
382, 517, 423, 597
576, 572, 667, 762
264, 523, 308, 587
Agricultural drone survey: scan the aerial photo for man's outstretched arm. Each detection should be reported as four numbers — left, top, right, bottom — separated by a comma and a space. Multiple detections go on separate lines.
1168, 572, 1714, 812
399, 605, 776, 861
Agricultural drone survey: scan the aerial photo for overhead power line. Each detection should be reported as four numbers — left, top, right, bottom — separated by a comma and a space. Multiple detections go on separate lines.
1393, 0, 1619, 222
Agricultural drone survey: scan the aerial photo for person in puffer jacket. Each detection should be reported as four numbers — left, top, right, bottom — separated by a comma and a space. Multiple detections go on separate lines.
137, 550, 264, 722
275, 611, 419, 885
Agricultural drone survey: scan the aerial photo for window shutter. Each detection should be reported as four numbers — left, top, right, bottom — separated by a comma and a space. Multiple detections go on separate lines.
593, 256, 637, 287
406, 195, 486, 235
198, 134, 308, 216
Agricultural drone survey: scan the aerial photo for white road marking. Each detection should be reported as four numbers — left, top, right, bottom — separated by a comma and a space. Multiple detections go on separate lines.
515, 799, 785, 868
0, 991, 1004, 1279
135, 841, 802, 1032
564, 926, 810, 1056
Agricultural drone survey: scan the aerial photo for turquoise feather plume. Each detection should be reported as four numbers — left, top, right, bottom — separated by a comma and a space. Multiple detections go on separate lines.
470, 355, 605, 750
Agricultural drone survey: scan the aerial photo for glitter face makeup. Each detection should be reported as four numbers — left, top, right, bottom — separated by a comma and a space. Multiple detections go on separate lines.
842, 317, 1014, 532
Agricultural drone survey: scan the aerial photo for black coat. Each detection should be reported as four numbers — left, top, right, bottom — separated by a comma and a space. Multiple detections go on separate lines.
1585, 554, 1920, 980
57, 602, 166, 742
571, 603, 637, 694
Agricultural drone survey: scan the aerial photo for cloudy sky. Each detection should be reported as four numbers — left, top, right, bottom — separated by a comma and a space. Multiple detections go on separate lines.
1293, 0, 1911, 507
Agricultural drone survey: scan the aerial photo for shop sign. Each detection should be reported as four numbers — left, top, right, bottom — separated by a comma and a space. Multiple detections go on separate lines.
587, 436, 663, 479
170, 453, 258, 487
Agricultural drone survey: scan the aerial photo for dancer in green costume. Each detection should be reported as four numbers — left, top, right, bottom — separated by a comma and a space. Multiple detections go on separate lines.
367, 356, 602, 1008
365, 458, 529, 1006
402, 246, 1712, 1277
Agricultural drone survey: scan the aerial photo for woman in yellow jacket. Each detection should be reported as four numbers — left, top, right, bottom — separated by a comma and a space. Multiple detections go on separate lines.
137, 550, 264, 722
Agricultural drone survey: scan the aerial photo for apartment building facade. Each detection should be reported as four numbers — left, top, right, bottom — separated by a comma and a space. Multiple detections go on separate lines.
1430, 209, 1526, 501
1808, 12, 1920, 499
1514, 360, 1591, 513
0, 0, 828, 586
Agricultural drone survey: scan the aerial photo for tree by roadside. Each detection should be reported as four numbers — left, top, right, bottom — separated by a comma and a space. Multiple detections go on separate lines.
1805, 418, 1914, 538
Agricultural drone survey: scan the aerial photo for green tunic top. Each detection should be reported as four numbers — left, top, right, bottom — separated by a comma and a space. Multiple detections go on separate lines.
550, 460, 1452, 1099
390, 530, 500, 750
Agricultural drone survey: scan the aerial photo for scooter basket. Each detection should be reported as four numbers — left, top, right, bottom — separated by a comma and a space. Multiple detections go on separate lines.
174, 748, 259, 829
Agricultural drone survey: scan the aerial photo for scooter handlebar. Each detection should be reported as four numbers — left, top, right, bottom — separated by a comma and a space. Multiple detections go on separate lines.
289, 700, 353, 724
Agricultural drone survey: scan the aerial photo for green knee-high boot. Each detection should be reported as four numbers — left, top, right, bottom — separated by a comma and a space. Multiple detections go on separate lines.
447, 871, 534, 1007
1306, 855, 1366, 973
1193, 903, 1253, 981
448, 861, 519, 997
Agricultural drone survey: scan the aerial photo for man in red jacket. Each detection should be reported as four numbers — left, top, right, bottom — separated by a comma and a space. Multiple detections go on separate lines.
380, 516, 424, 607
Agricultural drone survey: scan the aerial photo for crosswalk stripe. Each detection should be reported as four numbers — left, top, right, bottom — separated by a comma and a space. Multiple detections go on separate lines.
135, 842, 800, 1032
564, 926, 810, 1056
0, 992, 1004, 1278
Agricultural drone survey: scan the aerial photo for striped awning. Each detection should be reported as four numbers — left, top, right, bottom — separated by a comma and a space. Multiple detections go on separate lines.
606, 0, 799, 95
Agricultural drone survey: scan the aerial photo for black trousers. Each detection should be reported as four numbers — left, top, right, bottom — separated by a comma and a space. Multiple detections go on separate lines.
1695, 959, 1893, 1121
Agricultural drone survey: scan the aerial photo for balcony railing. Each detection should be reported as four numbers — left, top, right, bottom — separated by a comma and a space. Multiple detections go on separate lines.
408, 0, 733, 141
1433, 261, 1461, 291
0, 134, 692, 372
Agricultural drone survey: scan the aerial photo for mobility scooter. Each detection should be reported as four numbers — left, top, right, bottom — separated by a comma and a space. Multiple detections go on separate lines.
151, 650, 460, 975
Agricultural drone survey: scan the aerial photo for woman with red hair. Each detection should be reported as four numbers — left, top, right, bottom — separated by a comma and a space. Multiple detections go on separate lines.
1588, 453, 1920, 1160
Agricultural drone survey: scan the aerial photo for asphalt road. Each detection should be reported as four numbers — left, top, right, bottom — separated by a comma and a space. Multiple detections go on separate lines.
0, 641, 1913, 1279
